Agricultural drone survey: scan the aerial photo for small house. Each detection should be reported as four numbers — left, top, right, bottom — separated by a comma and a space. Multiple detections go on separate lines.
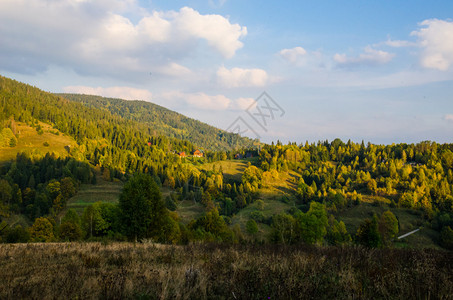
178, 152, 186, 158
193, 149, 204, 157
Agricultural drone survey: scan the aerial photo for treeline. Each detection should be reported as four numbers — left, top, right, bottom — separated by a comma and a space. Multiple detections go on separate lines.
257, 139, 453, 248
258, 139, 453, 213
0, 153, 94, 221
0, 173, 351, 247
0, 173, 243, 244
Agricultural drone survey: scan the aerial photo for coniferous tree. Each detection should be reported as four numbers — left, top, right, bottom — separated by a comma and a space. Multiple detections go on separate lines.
119, 173, 167, 242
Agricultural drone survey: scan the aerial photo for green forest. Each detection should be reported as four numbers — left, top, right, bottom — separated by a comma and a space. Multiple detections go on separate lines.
1, 75, 453, 251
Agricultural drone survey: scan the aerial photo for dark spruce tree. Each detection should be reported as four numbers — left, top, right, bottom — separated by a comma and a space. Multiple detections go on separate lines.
119, 173, 167, 242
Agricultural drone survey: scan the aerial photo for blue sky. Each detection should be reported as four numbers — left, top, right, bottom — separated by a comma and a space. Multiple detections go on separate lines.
1, 0, 452, 144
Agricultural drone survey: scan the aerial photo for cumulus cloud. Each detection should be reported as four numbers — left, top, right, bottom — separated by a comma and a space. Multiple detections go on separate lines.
155, 62, 192, 77
411, 19, 453, 71
234, 97, 257, 110
334, 46, 395, 67
216, 66, 268, 88
0, 1, 246, 79
279, 47, 307, 64
160, 91, 231, 110
445, 114, 453, 122
63, 86, 153, 101
174, 7, 247, 58
159, 91, 256, 111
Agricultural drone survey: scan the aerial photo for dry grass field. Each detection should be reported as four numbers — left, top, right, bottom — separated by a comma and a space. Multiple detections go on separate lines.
0, 242, 452, 299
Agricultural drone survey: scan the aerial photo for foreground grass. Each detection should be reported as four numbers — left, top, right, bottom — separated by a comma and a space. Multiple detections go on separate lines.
0, 243, 451, 299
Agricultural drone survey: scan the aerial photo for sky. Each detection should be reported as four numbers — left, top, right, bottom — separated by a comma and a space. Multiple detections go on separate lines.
1, 0, 453, 145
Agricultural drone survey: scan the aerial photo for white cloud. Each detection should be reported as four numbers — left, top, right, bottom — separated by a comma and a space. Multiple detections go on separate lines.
159, 91, 256, 111
384, 39, 416, 48
445, 114, 453, 122
279, 47, 307, 64
234, 97, 256, 110
63, 86, 153, 101
411, 19, 453, 71
160, 91, 230, 110
334, 46, 395, 67
185, 92, 231, 110
174, 7, 247, 58
0, 1, 247, 79
156, 62, 192, 77
217, 66, 268, 88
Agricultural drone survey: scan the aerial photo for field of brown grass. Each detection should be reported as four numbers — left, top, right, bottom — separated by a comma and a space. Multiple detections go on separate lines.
0, 242, 451, 299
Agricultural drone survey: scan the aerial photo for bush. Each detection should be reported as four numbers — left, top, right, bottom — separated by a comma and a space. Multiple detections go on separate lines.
440, 226, 453, 250
6, 225, 29, 243
250, 211, 265, 223
246, 219, 259, 235
165, 196, 177, 211
9, 137, 17, 147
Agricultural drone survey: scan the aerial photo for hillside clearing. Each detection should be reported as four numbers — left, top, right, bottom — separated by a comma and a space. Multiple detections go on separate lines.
64, 177, 123, 215
0, 121, 76, 162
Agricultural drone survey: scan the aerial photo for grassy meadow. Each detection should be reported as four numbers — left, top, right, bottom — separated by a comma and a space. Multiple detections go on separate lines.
64, 177, 124, 215
0, 242, 451, 299
0, 121, 76, 162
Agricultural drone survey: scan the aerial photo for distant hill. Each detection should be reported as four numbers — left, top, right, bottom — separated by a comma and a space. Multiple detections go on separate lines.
56, 93, 256, 151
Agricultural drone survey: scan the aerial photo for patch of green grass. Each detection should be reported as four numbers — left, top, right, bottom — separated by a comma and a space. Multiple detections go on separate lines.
175, 200, 205, 224
64, 177, 123, 215
231, 199, 294, 240
336, 203, 437, 249
0, 121, 76, 162
3, 213, 32, 228
199, 159, 248, 182
260, 170, 300, 197
394, 227, 442, 249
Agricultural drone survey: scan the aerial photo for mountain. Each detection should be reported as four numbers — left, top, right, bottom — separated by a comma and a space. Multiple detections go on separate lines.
56, 93, 256, 151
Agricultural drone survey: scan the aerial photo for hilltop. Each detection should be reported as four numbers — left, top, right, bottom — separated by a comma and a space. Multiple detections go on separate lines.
57, 93, 255, 151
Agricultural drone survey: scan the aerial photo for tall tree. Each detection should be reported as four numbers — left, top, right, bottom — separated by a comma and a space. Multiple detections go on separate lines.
356, 215, 381, 248
378, 210, 399, 245
119, 173, 167, 242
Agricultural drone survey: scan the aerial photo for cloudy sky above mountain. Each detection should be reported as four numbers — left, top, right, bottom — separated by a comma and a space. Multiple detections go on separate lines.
1, 0, 452, 144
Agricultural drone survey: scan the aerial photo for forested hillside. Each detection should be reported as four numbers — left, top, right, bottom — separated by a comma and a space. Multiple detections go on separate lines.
57, 93, 255, 151
1, 75, 453, 251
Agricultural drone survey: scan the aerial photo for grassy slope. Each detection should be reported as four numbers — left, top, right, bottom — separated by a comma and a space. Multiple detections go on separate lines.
0, 121, 76, 162
176, 200, 205, 224
64, 177, 124, 215
335, 203, 441, 249
198, 158, 255, 182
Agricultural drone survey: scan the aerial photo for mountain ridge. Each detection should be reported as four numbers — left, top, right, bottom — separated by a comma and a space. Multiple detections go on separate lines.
56, 93, 256, 151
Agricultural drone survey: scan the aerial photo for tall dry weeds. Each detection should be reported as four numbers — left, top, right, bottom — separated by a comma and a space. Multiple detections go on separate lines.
0, 242, 451, 299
